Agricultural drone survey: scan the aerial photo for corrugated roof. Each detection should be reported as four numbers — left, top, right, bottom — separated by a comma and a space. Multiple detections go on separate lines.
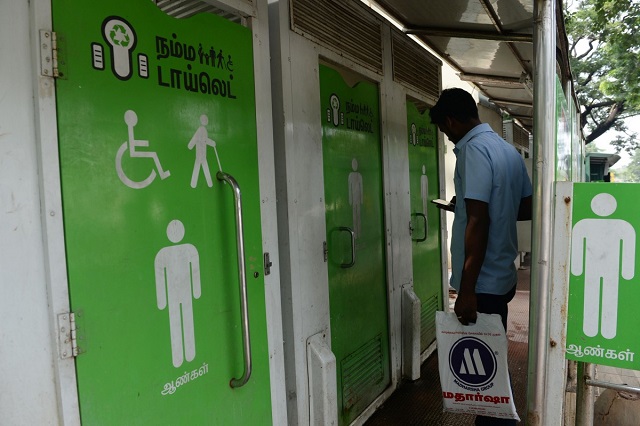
364, 0, 570, 132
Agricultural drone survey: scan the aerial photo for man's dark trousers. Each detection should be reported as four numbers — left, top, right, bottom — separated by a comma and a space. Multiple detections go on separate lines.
474, 285, 518, 426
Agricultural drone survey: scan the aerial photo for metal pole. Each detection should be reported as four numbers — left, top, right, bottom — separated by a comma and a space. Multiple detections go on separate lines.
586, 378, 640, 396
527, 0, 556, 424
576, 362, 595, 426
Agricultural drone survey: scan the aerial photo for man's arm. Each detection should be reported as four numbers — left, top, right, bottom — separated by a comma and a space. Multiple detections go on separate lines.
455, 198, 490, 325
517, 195, 532, 221
190, 247, 202, 299
154, 251, 167, 310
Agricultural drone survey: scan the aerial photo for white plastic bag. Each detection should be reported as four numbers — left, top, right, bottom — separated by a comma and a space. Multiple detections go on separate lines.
435, 311, 520, 421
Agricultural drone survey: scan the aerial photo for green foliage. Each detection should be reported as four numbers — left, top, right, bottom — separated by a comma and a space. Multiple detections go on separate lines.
565, 0, 640, 152
611, 149, 640, 182
585, 142, 604, 153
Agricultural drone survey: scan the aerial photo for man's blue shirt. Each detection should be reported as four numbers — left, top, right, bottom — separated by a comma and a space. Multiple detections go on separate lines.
450, 123, 532, 295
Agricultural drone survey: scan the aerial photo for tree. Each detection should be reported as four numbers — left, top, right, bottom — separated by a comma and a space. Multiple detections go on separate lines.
611, 149, 640, 182
585, 141, 604, 153
565, 0, 640, 154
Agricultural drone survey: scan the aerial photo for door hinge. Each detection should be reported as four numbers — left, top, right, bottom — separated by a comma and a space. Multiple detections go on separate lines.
58, 312, 81, 359
323, 241, 328, 262
40, 30, 59, 78
264, 252, 273, 276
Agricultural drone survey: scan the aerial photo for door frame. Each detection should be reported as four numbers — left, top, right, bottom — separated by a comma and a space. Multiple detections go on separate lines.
30, 0, 286, 424
314, 23, 403, 424
401, 87, 450, 363
271, 13, 429, 423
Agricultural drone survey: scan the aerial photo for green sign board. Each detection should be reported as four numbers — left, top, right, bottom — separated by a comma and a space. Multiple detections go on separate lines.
566, 183, 639, 370
54, 1, 273, 423
319, 64, 390, 426
406, 101, 443, 350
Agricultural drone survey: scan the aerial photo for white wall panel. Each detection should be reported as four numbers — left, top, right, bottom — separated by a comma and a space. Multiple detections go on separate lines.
0, 1, 61, 423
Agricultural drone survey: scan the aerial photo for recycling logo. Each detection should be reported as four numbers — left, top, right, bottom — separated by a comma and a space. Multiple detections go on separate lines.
109, 24, 131, 47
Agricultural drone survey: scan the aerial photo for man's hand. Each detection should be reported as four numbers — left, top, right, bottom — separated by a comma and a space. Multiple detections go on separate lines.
454, 291, 477, 325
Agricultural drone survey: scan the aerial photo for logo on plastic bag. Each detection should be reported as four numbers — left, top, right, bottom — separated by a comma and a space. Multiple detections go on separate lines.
449, 337, 497, 388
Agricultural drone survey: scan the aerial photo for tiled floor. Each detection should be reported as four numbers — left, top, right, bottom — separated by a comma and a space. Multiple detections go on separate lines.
365, 262, 640, 425
365, 268, 531, 425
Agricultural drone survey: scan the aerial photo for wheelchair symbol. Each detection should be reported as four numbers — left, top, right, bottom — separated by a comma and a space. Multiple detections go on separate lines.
116, 110, 170, 189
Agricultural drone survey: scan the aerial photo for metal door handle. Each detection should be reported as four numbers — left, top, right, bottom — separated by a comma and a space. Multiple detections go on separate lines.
338, 226, 356, 268
217, 171, 252, 388
411, 213, 427, 242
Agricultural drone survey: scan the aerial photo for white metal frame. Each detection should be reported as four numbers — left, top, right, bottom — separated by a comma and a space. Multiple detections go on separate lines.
30, 0, 81, 423
395, 77, 449, 366
269, 1, 417, 422
315, 36, 403, 426
246, 0, 288, 423
529, 0, 558, 423
543, 181, 573, 424
268, 4, 334, 422
399, 71, 450, 367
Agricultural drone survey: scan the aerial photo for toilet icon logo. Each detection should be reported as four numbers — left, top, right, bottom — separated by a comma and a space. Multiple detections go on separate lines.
410, 123, 417, 146
92, 16, 149, 80
327, 94, 343, 127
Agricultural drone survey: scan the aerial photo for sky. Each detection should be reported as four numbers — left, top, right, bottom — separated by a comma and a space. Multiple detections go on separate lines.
592, 115, 640, 169
564, 0, 637, 170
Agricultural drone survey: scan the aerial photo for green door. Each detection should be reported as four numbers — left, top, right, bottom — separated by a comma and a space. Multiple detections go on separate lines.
407, 100, 443, 352
53, 1, 272, 424
319, 64, 390, 425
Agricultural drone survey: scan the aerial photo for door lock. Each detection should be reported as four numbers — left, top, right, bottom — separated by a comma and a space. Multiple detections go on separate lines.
264, 252, 273, 276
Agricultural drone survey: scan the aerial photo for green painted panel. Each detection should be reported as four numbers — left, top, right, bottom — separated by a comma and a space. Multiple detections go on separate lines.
407, 101, 443, 352
319, 64, 390, 425
566, 183, 640, 370
53, 1, 272, 424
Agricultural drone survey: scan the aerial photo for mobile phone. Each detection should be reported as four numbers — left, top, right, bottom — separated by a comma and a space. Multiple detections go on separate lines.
431, 199, 454, 211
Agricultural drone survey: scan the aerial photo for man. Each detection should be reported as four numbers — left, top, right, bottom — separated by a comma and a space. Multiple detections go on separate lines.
430, 88, 532, 425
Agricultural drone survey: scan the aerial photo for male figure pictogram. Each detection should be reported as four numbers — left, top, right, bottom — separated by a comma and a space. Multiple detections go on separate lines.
571, 193, 635, 339
188, 114, 221, 188
155, 220, 201, 367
